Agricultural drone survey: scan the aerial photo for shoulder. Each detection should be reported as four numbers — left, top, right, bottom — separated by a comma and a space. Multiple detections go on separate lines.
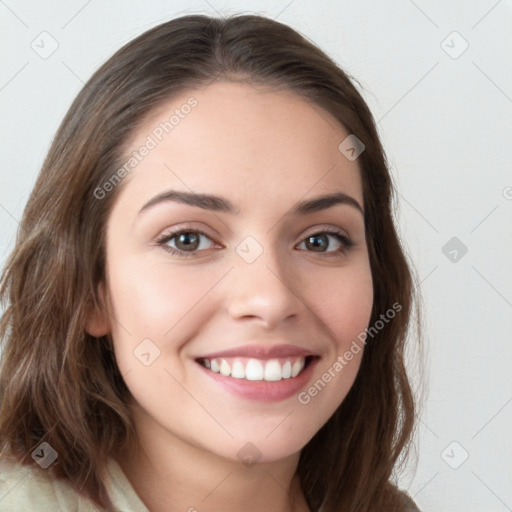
0, 455, 101, 511
0, 454, 149, 512
397, 489, 421, 511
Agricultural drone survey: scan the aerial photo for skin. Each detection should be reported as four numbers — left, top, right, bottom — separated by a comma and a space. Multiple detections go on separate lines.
87, 81, 374, 512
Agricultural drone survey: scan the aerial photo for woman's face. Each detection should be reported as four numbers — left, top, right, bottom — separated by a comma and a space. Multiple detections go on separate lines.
91, 81, 373, 463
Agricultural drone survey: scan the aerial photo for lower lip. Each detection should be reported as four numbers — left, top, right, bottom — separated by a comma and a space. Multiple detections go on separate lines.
196, 358, 319, 402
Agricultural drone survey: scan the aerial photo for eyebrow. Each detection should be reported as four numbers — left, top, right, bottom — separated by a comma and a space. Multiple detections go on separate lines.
138, 190, 364, 217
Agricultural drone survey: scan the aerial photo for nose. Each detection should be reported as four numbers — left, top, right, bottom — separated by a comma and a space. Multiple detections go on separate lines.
225, 241, 306, 330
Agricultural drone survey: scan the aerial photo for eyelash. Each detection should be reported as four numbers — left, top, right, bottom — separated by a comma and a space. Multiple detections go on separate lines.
155, 227, 355, 258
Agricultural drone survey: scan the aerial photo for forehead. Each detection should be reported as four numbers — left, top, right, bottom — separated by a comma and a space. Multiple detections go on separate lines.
118, 81, 363, 210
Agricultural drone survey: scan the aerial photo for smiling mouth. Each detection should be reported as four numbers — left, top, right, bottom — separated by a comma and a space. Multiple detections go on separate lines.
195, 355, 316, 382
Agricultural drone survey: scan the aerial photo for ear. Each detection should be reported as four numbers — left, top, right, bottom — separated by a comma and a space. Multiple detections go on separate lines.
85, 281, 111, 337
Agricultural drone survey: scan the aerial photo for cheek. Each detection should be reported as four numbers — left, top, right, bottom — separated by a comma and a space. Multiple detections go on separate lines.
302, 259, 373, 399
312, 260, 374, 349
105, 255, 230, 370
294, 263, 372, 428
107, 255, 223, 329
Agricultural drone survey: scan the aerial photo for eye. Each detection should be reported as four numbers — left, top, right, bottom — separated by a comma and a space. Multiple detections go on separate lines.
155, 229, 218, 257
296, 230, 354, 256
155, 227, 354, 258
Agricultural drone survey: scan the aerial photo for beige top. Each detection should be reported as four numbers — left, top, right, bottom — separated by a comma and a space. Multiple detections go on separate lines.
0, 455, 149, 511
0, 455, 420, 511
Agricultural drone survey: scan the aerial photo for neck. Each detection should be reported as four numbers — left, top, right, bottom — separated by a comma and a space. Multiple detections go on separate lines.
115, 404, 311, 512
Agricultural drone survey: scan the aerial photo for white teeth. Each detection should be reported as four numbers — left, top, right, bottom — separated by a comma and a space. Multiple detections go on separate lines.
219, 359, 231, 376
231, 361, 245, 379
282, 361, 292, 379
200, 356, 308, 381
264, 359, 282, 381
245, 359, 264, 380
291, 359, 304, 377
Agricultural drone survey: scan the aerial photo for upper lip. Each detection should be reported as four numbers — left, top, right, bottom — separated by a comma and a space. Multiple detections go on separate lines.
195, 344, 317, 360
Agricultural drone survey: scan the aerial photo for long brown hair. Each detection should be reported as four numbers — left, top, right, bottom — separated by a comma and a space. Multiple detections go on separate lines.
0, 13, 422, 511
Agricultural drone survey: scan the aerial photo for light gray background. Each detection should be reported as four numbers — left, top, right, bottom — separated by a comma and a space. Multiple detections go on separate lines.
1, 1, 511, 511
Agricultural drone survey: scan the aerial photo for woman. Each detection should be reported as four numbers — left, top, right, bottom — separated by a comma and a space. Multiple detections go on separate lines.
0, 13, 422, 511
